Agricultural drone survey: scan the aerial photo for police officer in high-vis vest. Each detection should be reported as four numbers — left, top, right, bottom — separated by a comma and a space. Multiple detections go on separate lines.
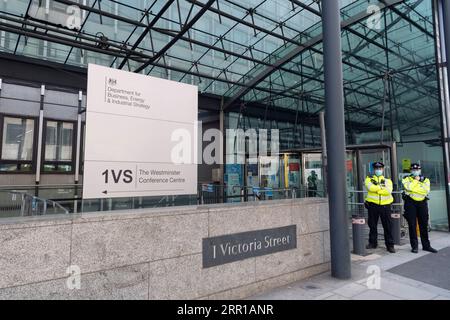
402, 163, 438, 254
365, 162, 395, 253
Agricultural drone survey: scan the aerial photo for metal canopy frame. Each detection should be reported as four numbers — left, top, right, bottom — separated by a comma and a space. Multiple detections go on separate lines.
0, 0, 444, 141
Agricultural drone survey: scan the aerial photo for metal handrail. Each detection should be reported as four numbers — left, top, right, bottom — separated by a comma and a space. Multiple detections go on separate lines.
8, 191, 69, 216
1, 182, 325, 216
0, 184, 82, 190
348, 190, 404, 194
45, 198, 70, 215
347, 189, 409, 251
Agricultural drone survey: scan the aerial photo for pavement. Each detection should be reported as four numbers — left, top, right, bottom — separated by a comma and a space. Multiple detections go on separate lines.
250, 231, 450, 300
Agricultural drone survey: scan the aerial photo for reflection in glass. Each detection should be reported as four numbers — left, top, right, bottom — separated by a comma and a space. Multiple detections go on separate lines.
303, 153, 323, 197
1, 117, 34, 161
45, 121, 73, 162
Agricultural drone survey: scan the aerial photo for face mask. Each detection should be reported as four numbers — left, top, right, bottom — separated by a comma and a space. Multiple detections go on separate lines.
412, 170, 421, 177
374, 170, 383, 177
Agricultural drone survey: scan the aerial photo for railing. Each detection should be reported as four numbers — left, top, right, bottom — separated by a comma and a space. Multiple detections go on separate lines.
4, 191, 69, 217
347, 190, 409, 255
0, 183, 325, 218
348, 190, 406, 224
198, 183, 325, 204
0, 184, 79, 218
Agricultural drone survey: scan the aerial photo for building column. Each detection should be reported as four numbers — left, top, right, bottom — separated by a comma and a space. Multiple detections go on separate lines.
444, 0, 450, 94
35, 85, 45, 196
441, 0, 450, 230
74, 90, 83, 213
322, 0, 351, 279
319, 111, 327, 197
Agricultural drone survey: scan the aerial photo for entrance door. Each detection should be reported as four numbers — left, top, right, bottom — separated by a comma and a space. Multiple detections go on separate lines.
302, 153, 323, 197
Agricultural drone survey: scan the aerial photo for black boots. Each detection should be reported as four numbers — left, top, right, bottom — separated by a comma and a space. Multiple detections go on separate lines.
411, 247, 437, 253
366, 243, 396, 253
423, 247, 438, 253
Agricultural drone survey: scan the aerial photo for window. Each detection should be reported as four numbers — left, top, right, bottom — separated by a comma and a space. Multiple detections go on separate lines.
0, 116, 35, 172
43, 120, 75, 173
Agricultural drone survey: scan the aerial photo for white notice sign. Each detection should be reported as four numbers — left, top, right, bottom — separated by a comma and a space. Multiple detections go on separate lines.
83, 64, 198, 199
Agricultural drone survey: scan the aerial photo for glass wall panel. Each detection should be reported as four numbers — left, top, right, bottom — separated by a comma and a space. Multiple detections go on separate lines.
398, 142, 448, 231
44, 120, 74, 172
1, 117, 34, 161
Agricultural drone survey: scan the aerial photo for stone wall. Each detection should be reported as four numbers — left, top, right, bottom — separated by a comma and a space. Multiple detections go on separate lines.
0, 198, 330, 299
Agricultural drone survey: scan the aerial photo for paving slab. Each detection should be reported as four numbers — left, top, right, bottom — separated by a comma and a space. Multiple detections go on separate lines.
388, 246, 450, 291
249, 232, 450, 300
352, 290, 400, 300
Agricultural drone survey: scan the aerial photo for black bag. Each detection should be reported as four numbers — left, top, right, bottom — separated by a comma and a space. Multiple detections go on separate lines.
401, 191, 408, 201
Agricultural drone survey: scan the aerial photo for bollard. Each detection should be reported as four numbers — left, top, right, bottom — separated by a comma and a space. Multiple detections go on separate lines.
352, 215, 366, 255
391, 208, 402, 245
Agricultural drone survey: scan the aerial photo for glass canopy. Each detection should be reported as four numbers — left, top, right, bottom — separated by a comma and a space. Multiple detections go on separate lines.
0, 0, 442, 139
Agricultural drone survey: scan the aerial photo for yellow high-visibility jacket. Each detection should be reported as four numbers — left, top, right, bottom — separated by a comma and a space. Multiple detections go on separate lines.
402, 176, 430, 202
365, 175, 394, 205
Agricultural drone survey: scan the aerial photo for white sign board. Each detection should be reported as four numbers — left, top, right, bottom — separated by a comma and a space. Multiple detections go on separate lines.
83, 64, 198, 199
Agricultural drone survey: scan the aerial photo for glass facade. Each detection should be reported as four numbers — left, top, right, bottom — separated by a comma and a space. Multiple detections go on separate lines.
0, 116, 35, 172
0, 0, 448, 229
1, 117, 34, 161
44, 120, 74, 172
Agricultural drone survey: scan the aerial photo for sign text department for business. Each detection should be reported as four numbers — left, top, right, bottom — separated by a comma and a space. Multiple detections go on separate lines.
83, 64, 198, 199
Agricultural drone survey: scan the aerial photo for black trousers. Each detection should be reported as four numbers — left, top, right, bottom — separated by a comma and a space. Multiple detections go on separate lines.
308, 187, 317, 197
404, 198, 431, 249
367, 202, 394, 247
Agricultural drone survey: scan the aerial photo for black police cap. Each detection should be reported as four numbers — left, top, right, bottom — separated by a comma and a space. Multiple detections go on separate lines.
411, 163, 422, 170
372, 162, 385, 168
